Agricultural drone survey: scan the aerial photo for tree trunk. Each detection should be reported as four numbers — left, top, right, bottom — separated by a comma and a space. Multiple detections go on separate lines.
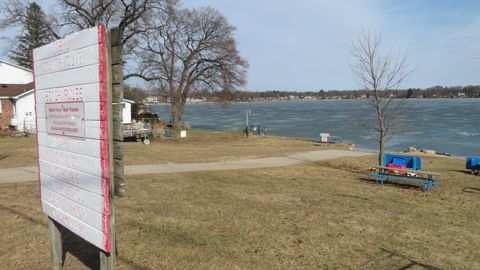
378, 134, 385, 166
170, 101, 185, 129
170, 103, 175, 127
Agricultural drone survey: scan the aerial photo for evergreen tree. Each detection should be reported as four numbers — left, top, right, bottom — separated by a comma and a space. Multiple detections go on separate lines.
9, 2, 54, 69
406, 88, 414, 98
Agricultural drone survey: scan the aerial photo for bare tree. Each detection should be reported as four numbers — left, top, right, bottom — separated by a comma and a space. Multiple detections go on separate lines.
124, 85, 148, 102
56, 0, 173, 45
131, 6, 248, 128
351, 29, 413, 166
0, 0, 172, 77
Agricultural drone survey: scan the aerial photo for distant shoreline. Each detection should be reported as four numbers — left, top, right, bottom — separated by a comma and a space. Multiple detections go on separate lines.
144, 97, 480, 106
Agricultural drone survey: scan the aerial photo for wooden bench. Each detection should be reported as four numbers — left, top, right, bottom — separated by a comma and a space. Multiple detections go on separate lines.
368, 166, 441, 192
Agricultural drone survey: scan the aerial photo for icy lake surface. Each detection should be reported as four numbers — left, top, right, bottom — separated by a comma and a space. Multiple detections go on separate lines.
152, 99, 480, 157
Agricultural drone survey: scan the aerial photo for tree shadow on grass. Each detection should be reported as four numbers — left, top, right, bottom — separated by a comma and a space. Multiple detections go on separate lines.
0, 203, 46, 226
450, 169, 475, 175
358, 177, 425, 192
462, 187, 480, 194
309, 161, 365, 174
379, 247, 442, 270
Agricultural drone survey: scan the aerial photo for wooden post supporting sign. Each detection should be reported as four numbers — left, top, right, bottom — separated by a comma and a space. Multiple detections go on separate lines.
109, 28, 125, 198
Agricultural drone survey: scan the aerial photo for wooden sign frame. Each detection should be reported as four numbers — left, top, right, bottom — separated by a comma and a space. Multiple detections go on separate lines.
33, 25, 123, 270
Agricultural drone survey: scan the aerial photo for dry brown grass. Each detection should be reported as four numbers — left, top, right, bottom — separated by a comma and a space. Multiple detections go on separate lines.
0, 130, 346, 167
0, 135, 38, 168
123, 132, 345, 165
1, 151, 479, 269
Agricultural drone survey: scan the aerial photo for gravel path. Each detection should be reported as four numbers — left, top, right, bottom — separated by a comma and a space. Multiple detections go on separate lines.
0, 150, 372, 184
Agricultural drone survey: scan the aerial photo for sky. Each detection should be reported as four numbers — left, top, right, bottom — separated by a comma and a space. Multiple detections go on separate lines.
181, 0, 480, 91
2, 0, 479, 91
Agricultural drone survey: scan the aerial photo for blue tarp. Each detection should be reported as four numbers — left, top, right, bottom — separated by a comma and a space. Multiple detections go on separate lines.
384, 154, 422, 170
466, 157, 480, 170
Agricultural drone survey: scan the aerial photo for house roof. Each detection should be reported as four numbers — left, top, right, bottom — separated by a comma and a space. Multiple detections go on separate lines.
122, 99, 135, 104
0, 82, 35, 99
0, 60, 33, 73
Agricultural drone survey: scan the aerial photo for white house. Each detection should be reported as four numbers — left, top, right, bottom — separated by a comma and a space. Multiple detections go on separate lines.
0, 60, 35, 131
11, 89, 36, 132
0, 83, 35, 131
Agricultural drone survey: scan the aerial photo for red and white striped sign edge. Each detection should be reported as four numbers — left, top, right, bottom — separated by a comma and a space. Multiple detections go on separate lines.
33, 25, 111, 252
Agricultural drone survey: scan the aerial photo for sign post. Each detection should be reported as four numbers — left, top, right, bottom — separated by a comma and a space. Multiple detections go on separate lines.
109, 28, 125, 198
33, 25, 123, 269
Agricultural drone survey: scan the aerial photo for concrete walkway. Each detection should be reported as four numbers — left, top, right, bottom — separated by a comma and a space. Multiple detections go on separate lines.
0, 150, 372, 184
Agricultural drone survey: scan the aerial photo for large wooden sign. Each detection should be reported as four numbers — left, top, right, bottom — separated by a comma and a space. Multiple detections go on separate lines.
33, 25, 113, 253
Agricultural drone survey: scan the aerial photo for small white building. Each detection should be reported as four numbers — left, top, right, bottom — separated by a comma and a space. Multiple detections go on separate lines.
121, 99, 134, 124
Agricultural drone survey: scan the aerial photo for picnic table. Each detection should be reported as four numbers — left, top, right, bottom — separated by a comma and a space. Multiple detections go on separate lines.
369, 166, 441, 192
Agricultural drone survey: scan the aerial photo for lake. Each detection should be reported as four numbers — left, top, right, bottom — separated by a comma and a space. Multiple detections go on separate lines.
151, 99, 480, 157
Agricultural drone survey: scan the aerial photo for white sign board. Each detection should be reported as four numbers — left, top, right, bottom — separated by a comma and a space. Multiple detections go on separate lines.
45, 102, 85, 137
33, 25, 112, 252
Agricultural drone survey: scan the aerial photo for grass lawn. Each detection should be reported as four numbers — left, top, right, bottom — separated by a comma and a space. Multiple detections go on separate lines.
0, 152, 478, 269
0, 130, 346, 168
123, 130, 346, 165
0, 136, 38, 168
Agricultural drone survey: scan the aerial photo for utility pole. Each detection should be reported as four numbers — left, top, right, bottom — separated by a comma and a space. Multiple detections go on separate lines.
245, 109, 251, 137
245, 110, 250, 127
